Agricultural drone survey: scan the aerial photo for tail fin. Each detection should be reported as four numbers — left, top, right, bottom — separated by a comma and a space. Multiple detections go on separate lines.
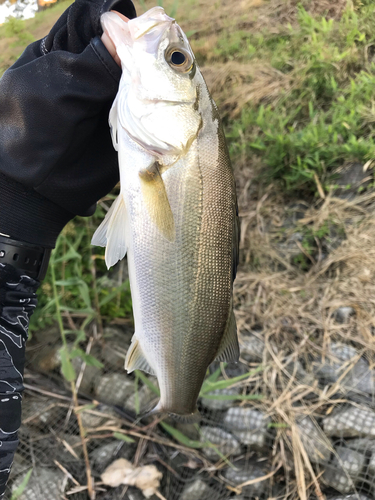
91, 195, 127, 269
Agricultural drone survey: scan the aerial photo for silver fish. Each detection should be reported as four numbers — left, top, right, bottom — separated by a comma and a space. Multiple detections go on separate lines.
92, 7, 239, 421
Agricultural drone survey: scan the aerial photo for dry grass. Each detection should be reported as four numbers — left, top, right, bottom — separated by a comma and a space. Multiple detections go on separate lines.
264, 0, 349, 25
202, 62, 292, 118
232, 182, 375, 497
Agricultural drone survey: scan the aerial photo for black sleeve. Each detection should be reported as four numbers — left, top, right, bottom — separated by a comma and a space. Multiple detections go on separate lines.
0, 264, 39, 497
0, 0, 136, 249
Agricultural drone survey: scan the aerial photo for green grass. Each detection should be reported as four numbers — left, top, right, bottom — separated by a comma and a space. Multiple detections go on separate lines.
226, 3, 375, 195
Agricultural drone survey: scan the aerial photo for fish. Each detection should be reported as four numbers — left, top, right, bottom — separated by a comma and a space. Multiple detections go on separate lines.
92, 7, 240, 421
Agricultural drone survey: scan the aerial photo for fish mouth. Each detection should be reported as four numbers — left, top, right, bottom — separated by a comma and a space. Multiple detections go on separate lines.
127, 6, 175, 41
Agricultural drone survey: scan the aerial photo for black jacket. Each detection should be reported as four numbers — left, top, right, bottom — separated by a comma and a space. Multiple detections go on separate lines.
0, 0, 136, 248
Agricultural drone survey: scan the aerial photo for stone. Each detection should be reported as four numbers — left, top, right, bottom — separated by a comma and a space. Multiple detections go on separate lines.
12, 467, 65, 500
180, 479, 214, 500
276, 232, 305, 264
220, 361, 249, 378
369, 452, 375, 475
327, 496, 372, 500
95, 373, 135, 407
239, 331, 265, 362
296, 417, 331, 464
314, 343, 375, 395
90, 441, 122, 472
101, 325, 132, 370
200, 427, 241, 460
31, 323, 61, 344
314, 343, 358, 382
91, 440, 121, 461
58, 433, 83, 461
285, 358, 315, 385
174, 422, 200, 441
332, 162, 371, 198
80, 406, 119, 428
323, 406, 375, 438
103, 325, 132, 347
23, 400, 60, 428
90, 439, 137, 473
125, 487, 158, 500
10, 453, 29, 477
322, 446, 365, 494
124, 385, 155, 415
223, 407, 270, 451
333, 307, 356, 324
71, 356, 100, 394
101, 343, 127, 371
224, 460, 267, 497
200, 386, 241, 411
346, 438, 375, 453
27, 345, 60, 373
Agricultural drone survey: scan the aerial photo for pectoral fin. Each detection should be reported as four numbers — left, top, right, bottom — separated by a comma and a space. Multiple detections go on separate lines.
91, 195, 127, 269
125, 338, 156, 376
139, 162, 175, 242
215, 308, 239, 363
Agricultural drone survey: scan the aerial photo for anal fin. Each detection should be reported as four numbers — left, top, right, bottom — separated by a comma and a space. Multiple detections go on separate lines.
215, 308, 239, 363
139, 162, 175, 242
125, 338, 156, 376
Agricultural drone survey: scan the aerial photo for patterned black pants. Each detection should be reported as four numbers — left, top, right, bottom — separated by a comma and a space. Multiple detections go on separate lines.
0, 263, 38, 497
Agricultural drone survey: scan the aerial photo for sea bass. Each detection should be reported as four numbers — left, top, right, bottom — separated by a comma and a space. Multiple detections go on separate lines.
92, 7, 240, 421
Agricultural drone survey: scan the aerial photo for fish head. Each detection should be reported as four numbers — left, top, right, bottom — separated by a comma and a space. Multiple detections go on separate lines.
101, 8, 201, 160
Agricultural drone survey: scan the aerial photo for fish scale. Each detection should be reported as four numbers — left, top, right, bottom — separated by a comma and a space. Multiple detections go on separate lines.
92, 7, 239, 421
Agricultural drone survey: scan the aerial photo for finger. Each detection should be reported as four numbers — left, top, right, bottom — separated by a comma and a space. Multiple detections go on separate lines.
101, 10, 130, 67
111, 10, 130, 23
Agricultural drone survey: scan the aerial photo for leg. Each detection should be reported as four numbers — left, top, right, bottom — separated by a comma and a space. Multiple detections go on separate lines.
0, 264, 39, 497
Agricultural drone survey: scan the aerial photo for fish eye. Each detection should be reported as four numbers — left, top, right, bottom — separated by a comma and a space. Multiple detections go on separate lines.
165, 46, 193, 73
171, 51, 186, 65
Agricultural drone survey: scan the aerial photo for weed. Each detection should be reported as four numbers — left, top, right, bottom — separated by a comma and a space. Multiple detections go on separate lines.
10, 470, 32, 500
